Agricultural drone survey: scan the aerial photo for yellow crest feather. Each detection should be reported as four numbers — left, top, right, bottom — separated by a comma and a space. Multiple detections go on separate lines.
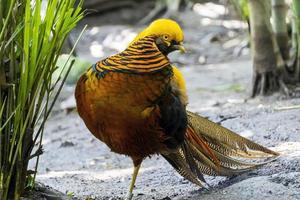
130, 19, 184, 45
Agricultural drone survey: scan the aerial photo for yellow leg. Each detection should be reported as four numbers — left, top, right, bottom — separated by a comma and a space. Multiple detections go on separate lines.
126, 164, 141, 200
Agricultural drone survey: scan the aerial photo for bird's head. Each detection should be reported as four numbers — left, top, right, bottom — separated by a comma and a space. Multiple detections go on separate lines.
130, 19, 186, 55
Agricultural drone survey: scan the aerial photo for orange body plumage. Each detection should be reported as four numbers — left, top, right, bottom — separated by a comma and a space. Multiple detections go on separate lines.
75, 35, 187, 165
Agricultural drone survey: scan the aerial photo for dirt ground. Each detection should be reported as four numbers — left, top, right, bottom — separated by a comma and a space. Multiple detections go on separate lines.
27, 3, 300, 200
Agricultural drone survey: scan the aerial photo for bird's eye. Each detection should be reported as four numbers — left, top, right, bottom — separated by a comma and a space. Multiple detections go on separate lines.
163, 35, 169, 40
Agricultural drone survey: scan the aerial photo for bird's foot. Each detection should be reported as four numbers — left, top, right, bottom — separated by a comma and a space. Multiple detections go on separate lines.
125, 192, 133, 200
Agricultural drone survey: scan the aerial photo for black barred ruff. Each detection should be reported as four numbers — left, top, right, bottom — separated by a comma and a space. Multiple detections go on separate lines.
92, 36, 170, 76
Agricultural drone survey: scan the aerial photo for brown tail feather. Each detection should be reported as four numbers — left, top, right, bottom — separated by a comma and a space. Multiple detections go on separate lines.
187, 111, 279, 157
162, 111, 279, 186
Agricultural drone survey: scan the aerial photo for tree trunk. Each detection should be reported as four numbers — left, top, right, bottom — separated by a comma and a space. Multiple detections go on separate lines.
292, 0, 300, 81
272, 0, 289, 61
248, 0, 280, 96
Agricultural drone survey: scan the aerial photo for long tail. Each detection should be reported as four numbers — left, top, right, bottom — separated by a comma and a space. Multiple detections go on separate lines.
161, 111, 279, 187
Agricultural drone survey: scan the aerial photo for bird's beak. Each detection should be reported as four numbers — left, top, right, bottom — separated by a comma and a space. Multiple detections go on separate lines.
173, 42, 186, 53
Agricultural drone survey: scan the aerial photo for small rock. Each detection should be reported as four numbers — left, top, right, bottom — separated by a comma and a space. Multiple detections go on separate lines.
201, 33, 221, 44
212, 101, 221, 107
90, 138, 96, 143
60, 141, 75, 147
227, 98, 245, 104
283, 181, 289, 186
198, 55, 207, 64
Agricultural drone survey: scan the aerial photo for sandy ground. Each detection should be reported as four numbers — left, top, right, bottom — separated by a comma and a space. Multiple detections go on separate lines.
27, 4, 300, 200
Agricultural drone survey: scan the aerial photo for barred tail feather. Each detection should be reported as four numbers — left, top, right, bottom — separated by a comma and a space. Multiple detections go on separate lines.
162, 111, 279, 186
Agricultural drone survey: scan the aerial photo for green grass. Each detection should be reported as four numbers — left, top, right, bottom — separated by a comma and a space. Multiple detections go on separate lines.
0, 0, 84, 199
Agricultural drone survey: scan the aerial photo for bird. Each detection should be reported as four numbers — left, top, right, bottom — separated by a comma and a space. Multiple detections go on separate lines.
75, 19, 279, 200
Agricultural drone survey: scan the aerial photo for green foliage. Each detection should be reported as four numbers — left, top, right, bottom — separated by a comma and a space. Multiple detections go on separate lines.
231, 0, 249, 21
0, 0, 84, 199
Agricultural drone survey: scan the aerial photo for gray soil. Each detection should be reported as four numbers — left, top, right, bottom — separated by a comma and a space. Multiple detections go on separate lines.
27, 4, 300, 200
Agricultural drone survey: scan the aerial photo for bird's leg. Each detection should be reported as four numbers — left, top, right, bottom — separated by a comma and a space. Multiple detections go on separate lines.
126, 163, 141, 200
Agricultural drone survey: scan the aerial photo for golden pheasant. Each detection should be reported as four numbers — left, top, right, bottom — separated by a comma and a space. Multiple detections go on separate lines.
75, 19, 278, 199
